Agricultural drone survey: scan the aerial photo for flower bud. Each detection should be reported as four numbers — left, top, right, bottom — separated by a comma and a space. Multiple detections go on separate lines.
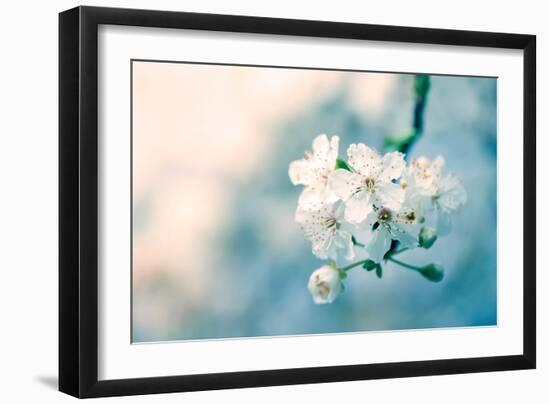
419, 226, 438, 249
308, 265, 343, 304
419, 263, 444, 282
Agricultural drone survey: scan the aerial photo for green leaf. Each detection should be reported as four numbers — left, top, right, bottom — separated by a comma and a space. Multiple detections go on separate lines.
383, 130, 416, 152
335, 159, 352, 171
362, 259, 378, 271
338, 269, 347, 280
375, 264, 383, 278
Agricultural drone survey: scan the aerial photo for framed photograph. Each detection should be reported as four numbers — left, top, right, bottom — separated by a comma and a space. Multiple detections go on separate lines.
59, 6, 536, 398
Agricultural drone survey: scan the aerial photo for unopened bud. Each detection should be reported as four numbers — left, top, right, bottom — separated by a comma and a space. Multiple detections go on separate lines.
419, 263, 444, 282
419, 227, 438, 249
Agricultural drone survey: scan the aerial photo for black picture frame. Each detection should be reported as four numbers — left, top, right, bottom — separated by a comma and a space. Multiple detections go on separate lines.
59, 5, 536, 398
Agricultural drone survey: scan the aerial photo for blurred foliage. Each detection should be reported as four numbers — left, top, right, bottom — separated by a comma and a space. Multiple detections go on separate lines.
384, 75, 431, 155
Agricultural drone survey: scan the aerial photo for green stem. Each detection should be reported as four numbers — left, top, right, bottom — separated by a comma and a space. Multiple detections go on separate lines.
387, 247, 407, 257
401, 75, 431, 155
387, 256, 422, 271
340, 247, 409, 272
340, 259, 372, 272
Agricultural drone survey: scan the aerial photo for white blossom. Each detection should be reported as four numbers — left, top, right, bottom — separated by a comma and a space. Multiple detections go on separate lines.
289, 134, 340, 210
295, 202, 355, 261
361, 205, 421, 263
290, 137, 468, 300
401, 155, 445, 198
308, 265, 343, 304
401, 156, 466, 235
329, 144, 406, 224
431, 173, 467, 235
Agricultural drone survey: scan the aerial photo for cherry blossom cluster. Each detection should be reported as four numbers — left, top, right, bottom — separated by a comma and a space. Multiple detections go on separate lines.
289, 134, 467, 304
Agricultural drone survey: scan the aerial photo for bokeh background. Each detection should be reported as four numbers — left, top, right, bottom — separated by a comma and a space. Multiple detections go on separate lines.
131, 61, 497, 343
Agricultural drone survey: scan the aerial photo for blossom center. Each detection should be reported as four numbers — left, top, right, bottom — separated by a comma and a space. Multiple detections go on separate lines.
420, 171, 432, 180
322, 216, 340, 231
365, 177, 376, 193
378, 208, 392, 223
405, 211, 416, 221
397, 209, 418, 224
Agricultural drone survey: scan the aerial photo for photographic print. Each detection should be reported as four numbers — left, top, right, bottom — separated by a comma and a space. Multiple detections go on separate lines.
131, 60, 497, 343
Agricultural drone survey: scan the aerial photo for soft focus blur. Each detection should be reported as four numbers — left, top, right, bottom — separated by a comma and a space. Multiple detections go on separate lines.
132, 61, 497, 343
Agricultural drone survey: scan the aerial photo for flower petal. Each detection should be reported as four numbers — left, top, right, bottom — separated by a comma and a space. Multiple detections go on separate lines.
296, 203, 338, 260
409, 155, 443, 194
347, 143, 382, 177
375, 182, 405, 211
379, 151, 406, 182
365, 226, 392, 263
432, 155, 445, 173
312, 134, 330, 157
436, 208, 452, 236
333, 230, 355, 261
311, 134, 339, 168
319, 180, 339, 205
289, 159, 314, 186
344, 191, 373, 224
298, 179, 336, 210
312, 236, 332, 260
294, 205, 312, 224
361, 210, 379, 231
391, 220, 420, 249
333, 201, 346, 219
329, 169, 363, 201
438, 174, 467, 211
326, 135, 340, 169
